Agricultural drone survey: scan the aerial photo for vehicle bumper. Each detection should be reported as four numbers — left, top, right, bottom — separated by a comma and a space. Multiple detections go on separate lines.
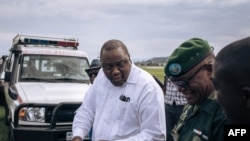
11, 102, 90, 141
12, 125, 73, 141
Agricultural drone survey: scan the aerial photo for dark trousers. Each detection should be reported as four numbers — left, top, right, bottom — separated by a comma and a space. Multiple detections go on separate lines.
165, 103, 184, 141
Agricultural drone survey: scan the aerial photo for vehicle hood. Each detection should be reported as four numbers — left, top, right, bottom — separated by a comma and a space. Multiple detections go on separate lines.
16, 82, 90, 104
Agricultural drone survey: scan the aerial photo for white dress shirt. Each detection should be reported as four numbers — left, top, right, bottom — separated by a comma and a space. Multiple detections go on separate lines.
72, 64, 166, 141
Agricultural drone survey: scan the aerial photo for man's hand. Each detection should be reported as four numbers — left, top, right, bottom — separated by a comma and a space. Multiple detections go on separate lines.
72, 136, 82, 141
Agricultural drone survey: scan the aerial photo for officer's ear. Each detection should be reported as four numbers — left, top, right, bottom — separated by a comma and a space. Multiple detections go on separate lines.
205, 63, 213, 73
241, 86, 250, 109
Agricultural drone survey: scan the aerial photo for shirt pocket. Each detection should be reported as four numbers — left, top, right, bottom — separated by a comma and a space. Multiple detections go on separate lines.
116, 100, 128, 120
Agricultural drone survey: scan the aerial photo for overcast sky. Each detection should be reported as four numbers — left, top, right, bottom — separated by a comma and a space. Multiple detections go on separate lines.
0, 0, 249, 61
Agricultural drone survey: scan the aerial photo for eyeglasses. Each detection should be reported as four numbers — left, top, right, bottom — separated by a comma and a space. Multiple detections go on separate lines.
102, 59, 129, 71
88, 72, 98, 77
170, 64, 207, 89
87, 70, 99, 77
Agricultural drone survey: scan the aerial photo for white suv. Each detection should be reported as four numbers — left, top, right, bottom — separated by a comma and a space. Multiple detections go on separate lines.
4, 34, 91, 141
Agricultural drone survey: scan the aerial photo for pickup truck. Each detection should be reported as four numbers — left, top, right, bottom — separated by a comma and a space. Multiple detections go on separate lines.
4, 34, 91, 141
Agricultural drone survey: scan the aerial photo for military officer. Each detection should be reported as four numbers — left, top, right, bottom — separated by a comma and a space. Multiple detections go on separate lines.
165, 38, 227, 141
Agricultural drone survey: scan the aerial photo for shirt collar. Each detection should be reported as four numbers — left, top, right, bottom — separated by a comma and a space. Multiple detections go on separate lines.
125, 63, 138, 84
197, 92, 219, 115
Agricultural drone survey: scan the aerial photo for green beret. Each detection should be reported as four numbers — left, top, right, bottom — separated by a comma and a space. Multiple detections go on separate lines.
165, 38, 213, 77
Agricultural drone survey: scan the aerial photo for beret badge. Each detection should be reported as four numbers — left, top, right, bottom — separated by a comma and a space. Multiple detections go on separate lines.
168, 63, 181, 76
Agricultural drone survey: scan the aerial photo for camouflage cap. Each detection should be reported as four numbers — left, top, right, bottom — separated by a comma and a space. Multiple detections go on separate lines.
165, 38, 213, 77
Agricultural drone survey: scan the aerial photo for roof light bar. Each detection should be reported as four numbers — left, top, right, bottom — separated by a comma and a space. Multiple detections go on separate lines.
13, 34, 79, 48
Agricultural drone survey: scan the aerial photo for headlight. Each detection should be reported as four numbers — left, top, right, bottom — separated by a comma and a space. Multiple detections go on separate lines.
19, 107, 45, 122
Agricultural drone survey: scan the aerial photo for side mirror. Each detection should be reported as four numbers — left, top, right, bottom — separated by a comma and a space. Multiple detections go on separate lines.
8, 85, 17, 100
4, 71, 11, 82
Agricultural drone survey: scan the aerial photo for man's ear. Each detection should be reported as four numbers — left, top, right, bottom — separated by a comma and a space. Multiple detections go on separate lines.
205, 64, 213, 77
206, 63, 213, 73
241, 86, 250, 109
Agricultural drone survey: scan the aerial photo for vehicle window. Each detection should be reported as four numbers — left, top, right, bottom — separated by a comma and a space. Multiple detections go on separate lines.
20, 55, 89, 81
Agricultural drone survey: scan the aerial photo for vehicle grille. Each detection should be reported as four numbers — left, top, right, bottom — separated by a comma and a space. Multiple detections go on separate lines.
45, 104, 80, 123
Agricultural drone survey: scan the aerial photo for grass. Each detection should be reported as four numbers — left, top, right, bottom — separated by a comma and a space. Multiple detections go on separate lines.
140, 66, 165, 82
0, 66, 164, 141
0, 106, 8, 141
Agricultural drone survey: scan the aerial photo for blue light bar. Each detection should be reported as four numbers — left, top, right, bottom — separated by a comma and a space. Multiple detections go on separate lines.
24, 38, 57, 45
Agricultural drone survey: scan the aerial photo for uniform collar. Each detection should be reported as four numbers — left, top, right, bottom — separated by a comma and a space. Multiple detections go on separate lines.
196, 92, 219, 115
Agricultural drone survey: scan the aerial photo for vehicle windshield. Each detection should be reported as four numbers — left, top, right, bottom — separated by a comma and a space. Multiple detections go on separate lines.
20, 55, 90, 82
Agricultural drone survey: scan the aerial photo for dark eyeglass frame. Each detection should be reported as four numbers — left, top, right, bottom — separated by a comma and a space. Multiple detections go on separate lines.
88, 72, 98, 77
87, 70, 100, 77
170, 64, 208, 89
102, 59, 129, 71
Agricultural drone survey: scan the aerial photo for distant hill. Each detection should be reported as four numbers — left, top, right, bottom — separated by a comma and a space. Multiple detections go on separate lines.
134, 57, 168, 66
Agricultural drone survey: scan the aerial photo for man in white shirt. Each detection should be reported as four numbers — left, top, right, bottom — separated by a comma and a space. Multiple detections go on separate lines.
72, 39, 166, 141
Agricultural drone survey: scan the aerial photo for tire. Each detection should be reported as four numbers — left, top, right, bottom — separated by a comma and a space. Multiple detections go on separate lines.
8, 127, 14, 141
4, 104, 10, 126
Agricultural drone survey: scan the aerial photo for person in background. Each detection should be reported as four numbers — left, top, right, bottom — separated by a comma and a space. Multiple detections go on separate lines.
85, 59, 102, 84
212, 37, 250, 125
72, 39, 166, 141
163, 76, 187, 141
165, 38, 227, 141
84, 59, 102, 141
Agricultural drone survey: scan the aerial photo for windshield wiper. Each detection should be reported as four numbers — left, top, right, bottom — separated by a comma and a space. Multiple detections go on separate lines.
21, 77, 46, 82
54, 78, 89, 83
